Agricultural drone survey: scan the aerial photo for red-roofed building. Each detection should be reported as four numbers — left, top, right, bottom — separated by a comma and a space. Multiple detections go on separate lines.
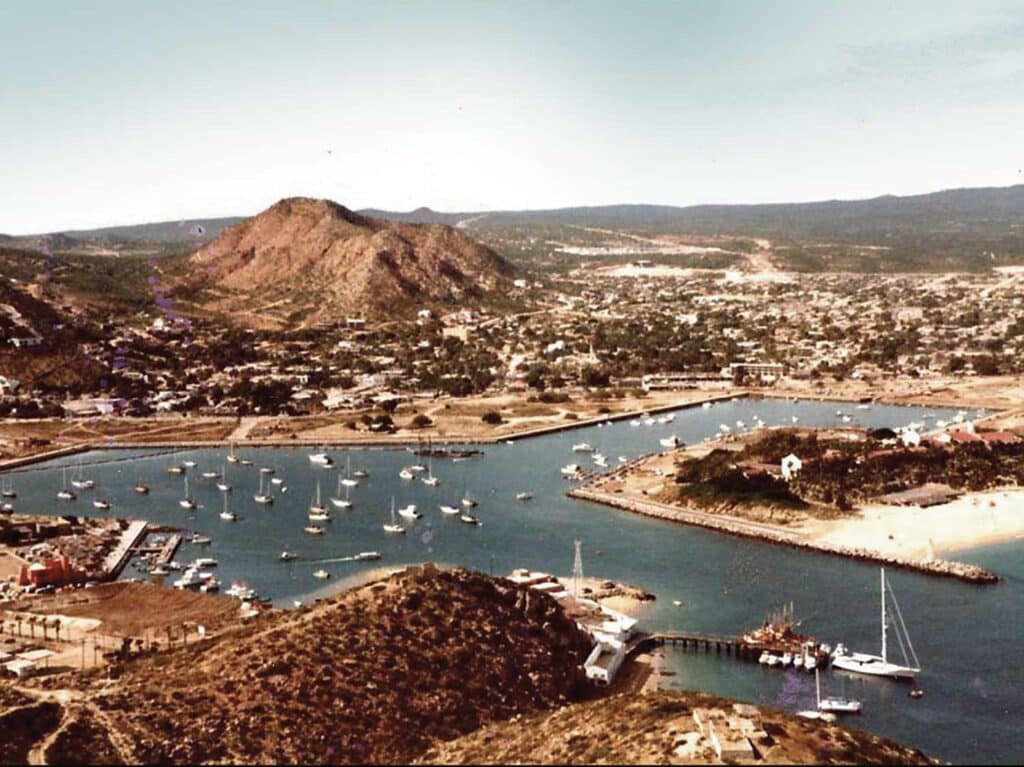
978, 431, 1020, 445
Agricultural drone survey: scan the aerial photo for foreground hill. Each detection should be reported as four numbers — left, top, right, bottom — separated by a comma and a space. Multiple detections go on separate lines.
420, 691, 937, 765
93, 567, 591, 763
187, 197, 512, 326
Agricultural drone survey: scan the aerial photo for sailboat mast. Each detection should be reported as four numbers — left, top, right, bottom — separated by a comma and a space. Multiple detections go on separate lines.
815, 667, 821, 708
881, 568, 888, 663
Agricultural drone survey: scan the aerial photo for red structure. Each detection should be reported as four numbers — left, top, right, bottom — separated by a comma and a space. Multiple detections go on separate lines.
17, 554, 84, 588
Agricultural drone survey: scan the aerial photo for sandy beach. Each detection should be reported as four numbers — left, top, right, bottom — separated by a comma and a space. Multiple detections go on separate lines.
802, 488, 1024, 559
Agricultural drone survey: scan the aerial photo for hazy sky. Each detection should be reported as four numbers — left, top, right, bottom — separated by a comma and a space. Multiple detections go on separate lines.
2, 0, 1023, 233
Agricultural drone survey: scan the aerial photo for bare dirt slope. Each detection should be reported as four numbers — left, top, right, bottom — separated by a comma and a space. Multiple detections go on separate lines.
189, 197, 512, 326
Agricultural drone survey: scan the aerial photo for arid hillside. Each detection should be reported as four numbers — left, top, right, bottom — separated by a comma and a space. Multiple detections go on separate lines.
188, 197, 513, 327
23, 567, 590, 764
420, 691, 937, 765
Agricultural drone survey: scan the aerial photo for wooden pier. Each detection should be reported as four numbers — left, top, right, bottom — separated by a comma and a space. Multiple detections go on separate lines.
653, 633, 759, 659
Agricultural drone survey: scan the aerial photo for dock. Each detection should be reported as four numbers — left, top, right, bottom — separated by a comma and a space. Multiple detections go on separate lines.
650, 631, 830, 667
102, 520, 148, 580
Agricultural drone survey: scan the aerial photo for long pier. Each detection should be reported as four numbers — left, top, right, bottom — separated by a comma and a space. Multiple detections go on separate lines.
102, 520, 148, 580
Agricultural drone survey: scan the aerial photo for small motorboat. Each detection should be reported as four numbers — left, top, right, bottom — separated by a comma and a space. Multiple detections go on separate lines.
201, 470, 219, 479
92, 499, 111, 510
398, 504, 421, 520
399, 468, 414, 480
515, 492, 533, 501
571, 442, 595, 453
440, 505, 461, 515
183, 460, 197, 468
280, 551, 296, 561
304, 525, 325, 535
356, 551, 381, 561
459, 512, 480, 525
134, 483, 150, 494
313, 569, 330, 579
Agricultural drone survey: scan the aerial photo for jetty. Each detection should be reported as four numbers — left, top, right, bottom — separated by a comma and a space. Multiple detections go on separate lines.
102, 520, 149, 579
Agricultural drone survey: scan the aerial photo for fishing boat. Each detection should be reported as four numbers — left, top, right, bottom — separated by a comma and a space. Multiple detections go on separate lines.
279, 551, 296, 561
92, 499, 111, 510
57, 467, 77, 501
817, 669, 862, 714
398, 503, 421, 520
440, 504, 460, 515
831, 568, 920, 679
304, 525, 325, 535
341, 457, 359, 487
217, 463, 232, 492
313, 569, 330, 579
383, 498, 406, 534
330, 474, 353, 509
253, 473, 274, 505
515, 492, 533, 501
179, 476, 197, 510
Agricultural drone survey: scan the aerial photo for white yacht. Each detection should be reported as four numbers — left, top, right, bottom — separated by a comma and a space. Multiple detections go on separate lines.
201, 469, 219, 479
216, 463, 231, 492
183, 460, 197, 468
422, 459, 440, 486
309, 481, 329, 516
57, 467, 76, 501
341, 456, 359, 487
219, 494, 237, 521
398, 503, 421, 520
440, 504, 461, 515
226, 444, 240, 463
309, 450, 334, 468
831, 568, 920, 679
352, 468, 369, 479
92, 499, 111, 510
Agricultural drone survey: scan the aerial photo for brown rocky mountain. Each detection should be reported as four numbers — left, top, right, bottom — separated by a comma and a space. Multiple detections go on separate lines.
188, 197, 513, 327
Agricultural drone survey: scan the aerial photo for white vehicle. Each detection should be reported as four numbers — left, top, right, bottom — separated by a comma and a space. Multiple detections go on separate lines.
831, 569, 920, 679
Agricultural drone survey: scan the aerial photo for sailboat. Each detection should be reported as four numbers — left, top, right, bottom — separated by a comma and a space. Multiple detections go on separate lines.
216, 463, 232, 493
797, 669, 838, 722
831, 568, 920, 679
0, 478, 16, 498
309, 482, 331, 521
383, 498, 406, 534
70, 457, 94, 489
817, 668, 862, 714
226, 443, 240, 463
253, 473, 274, 505
422, 456, 440, 486
330, 473, 353, 509
341, 456, 359, 487
57, 466, 76, 501
219, 493, 237, 521
179, 476, 197, 510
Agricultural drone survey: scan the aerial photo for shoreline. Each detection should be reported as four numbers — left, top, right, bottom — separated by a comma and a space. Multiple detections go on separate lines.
569, 485, 999, 584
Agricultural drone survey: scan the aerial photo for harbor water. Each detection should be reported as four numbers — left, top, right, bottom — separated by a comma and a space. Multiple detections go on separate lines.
4, 397, 1021, 764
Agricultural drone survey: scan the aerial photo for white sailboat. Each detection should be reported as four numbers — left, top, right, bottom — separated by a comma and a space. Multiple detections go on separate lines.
817, 669, 862, 714
341, 456, 359, 487
57, 466, 76, 500
226, 443, 240, 463
219, 493, 237, 521
383, 497, 406, 533
330, 474, 353, 509
797, 669, 838, 722
253, 473, 274, 505
831, 568, 920, 679
422, 457, 440, 486
216, 463, 232, 493
70, 457, 94, 489
179, 476, 197, 510
1, 478, 16, 499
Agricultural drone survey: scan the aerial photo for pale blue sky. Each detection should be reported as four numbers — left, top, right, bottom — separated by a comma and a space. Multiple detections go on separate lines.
1, 0, 1022, 233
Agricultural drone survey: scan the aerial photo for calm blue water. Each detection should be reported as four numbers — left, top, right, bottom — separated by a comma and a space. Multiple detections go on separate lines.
4, 398, 1020, 764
